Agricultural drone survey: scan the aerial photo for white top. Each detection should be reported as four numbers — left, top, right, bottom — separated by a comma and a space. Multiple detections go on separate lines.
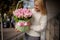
26, 9, 47, 37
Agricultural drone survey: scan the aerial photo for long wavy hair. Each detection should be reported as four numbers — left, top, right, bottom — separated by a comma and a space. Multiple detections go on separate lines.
34, 0, 47, 15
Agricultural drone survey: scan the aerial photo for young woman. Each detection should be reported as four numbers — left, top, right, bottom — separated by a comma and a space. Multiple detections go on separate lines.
15, 0, 47, 40
23, 0, 47, 40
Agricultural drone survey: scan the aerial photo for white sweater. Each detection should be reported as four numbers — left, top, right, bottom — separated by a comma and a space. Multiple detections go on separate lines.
26, 9, 47, 37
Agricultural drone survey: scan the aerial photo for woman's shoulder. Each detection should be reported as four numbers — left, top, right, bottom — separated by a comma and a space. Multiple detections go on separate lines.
41, 14, 47, 17
41, 14, 47, 19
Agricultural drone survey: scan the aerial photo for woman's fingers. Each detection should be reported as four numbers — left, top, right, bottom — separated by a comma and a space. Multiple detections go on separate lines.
15, 28, 20, 32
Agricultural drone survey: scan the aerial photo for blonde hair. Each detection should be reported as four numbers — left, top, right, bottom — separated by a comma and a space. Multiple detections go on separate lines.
35, 0, 47, 15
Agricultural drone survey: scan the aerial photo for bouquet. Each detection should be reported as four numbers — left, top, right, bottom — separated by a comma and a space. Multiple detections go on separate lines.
13, 8, 32, 32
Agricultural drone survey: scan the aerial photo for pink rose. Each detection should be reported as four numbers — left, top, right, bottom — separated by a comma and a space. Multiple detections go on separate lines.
13, 8, 32, 18
17, 22, 20, 26
20, 22, 25, 27
16, 22, 24, 27
28, 12, 32, 17
24, 22, 27, 26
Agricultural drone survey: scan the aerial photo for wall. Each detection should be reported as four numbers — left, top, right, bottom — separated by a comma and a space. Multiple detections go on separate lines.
46, 0, 60, 40
46, 0, 60, 20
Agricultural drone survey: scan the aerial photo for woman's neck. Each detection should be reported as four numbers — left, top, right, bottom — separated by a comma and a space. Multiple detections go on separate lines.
34, 9, 40, 12
36, 10, 40, 12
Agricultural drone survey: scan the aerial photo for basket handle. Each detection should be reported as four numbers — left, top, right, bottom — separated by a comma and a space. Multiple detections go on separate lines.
16, 0, 23, 10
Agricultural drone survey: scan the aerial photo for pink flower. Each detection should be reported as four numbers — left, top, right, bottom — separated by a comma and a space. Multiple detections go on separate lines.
17, 22, 20, 26
27, 22, 31, 26
16, 21, 31, 27
17, 13, 23, 18
28, 12, 32, 17
24, 22, 27, 26
13, 9, 23, 18
13, 8, 32, 18
20, 22, 25, 27
24, 13, 29, 18
23, 8, 28, 12
16, 22, 25, 27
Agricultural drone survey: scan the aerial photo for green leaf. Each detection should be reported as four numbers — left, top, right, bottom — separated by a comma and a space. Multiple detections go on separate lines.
14, 16, 19, 22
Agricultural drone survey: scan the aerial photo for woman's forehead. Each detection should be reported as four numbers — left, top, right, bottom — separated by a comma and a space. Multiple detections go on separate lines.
34, 1, 40, 5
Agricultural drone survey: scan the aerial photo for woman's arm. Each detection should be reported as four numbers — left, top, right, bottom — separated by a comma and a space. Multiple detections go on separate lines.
31, 15, 47, 32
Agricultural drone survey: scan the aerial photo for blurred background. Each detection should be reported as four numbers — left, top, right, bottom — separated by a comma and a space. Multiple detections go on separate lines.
0, 0, 34, 28
0, 0, 34, 40
0, 0, 59, 40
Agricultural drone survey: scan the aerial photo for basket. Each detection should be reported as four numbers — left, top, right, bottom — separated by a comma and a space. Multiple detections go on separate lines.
14, 0, 31, 32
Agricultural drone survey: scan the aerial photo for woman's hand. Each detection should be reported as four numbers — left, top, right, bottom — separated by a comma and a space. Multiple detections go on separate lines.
15, 28, 20, 32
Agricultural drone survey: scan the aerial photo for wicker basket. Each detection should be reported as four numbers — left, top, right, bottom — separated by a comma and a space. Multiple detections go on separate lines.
14, 0, 31, 32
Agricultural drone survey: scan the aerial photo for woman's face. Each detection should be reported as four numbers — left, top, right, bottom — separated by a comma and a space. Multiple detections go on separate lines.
34, 2, 40, 12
